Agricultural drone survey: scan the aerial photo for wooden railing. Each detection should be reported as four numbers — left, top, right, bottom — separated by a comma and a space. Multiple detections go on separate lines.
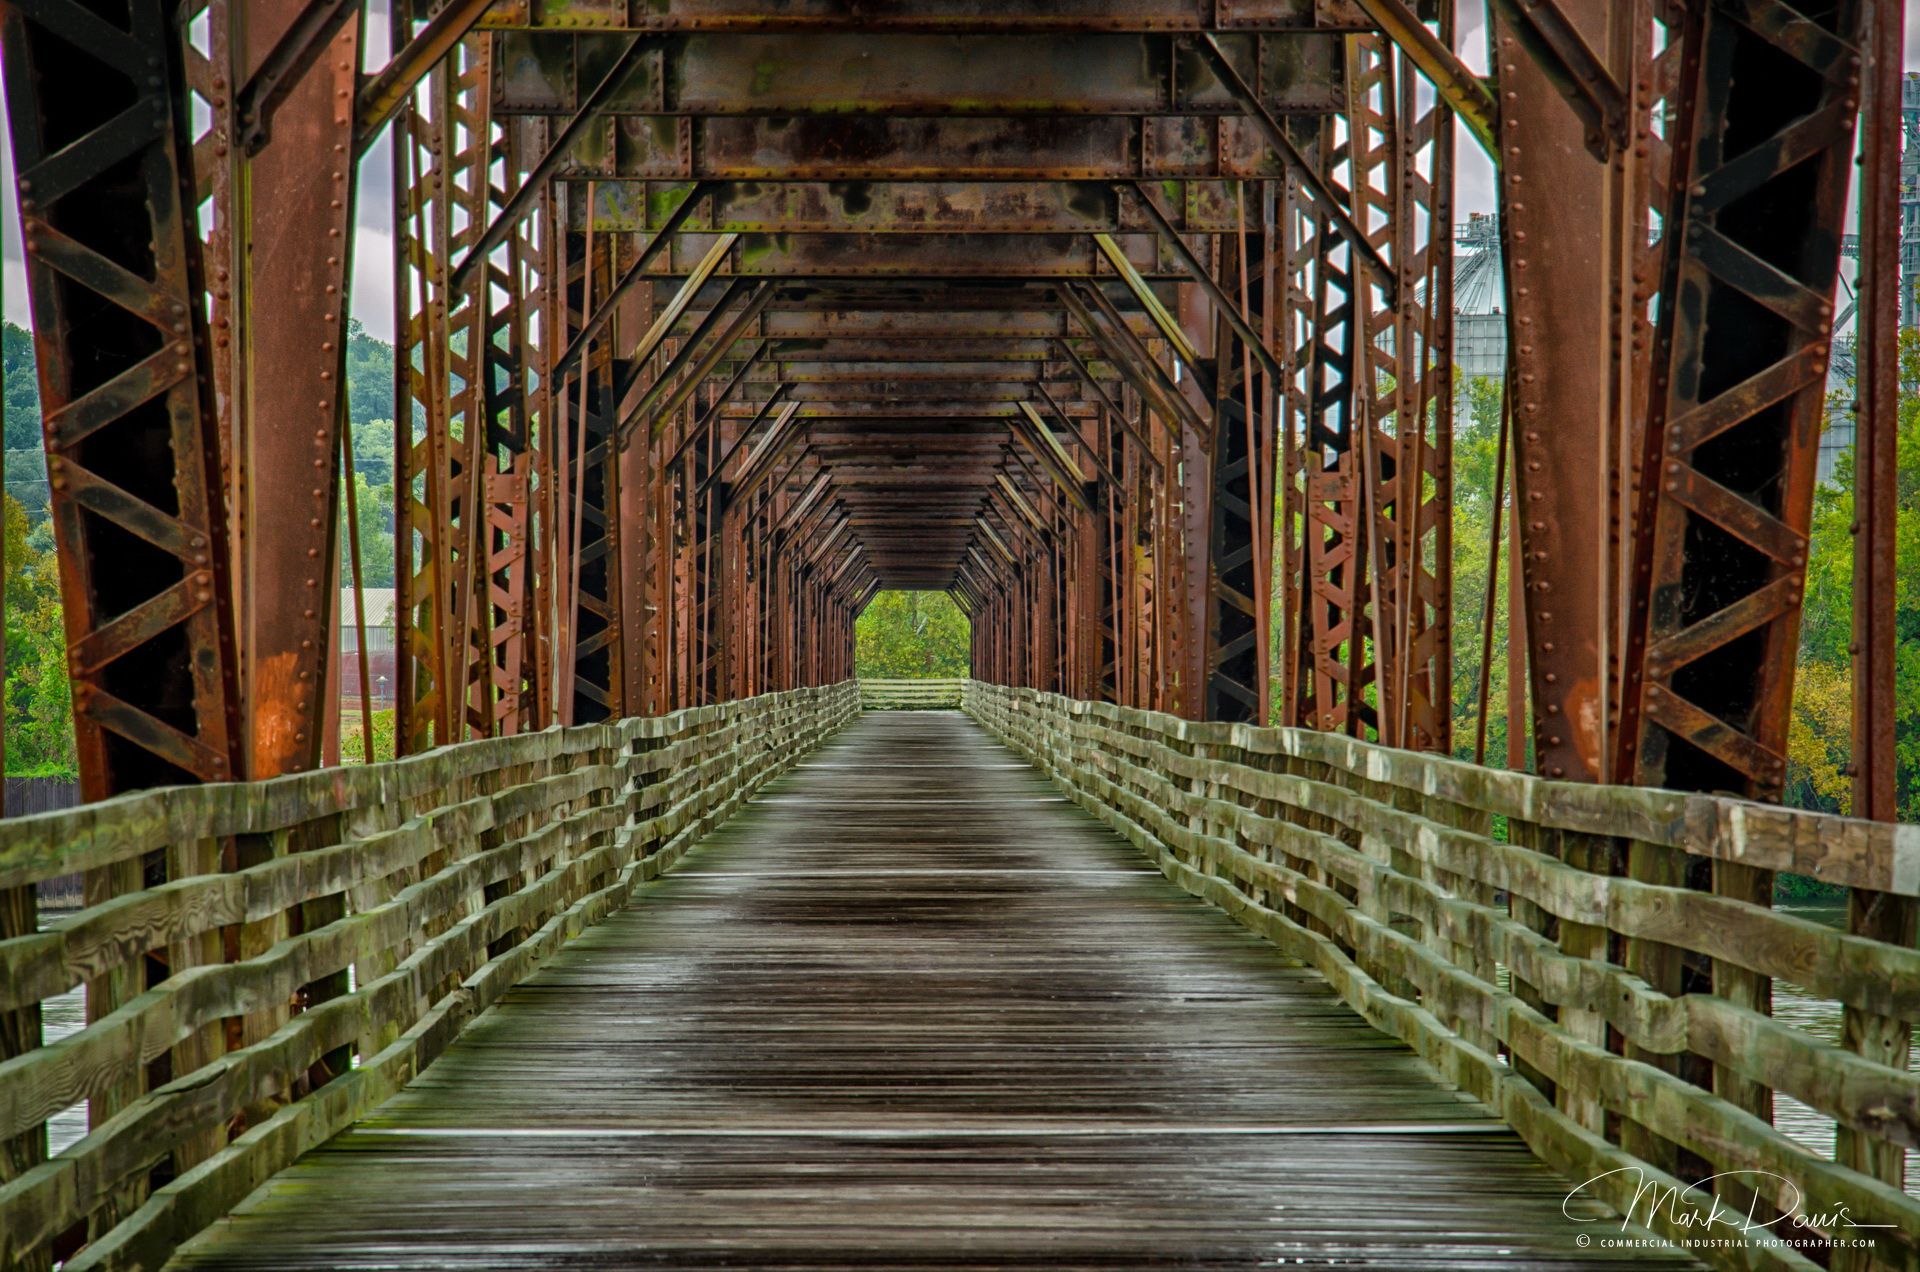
967, 682, 1920, 1272
0, 682, 858, 1271
859, 678, 965, 710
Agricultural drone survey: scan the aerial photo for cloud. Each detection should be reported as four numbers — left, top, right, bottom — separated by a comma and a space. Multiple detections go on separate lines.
2, 61, 28, 328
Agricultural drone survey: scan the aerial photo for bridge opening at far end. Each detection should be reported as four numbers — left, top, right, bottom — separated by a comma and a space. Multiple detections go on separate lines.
856, 590, 970, 710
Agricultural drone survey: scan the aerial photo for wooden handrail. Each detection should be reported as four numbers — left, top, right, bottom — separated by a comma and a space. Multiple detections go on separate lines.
0, 683, 860, 1270
966, 681, 1920, 1272
858, 679, 966, 710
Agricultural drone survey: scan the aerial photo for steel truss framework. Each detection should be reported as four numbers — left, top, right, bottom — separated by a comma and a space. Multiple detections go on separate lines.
1, 0, 1910, 1228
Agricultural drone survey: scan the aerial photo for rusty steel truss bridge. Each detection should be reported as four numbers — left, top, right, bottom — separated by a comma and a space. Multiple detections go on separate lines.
0, 2, 1915, 1270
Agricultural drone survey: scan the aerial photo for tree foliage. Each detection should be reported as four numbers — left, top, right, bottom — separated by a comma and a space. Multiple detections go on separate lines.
1786, 329, 1920, 818
856, 591, 970, 679
3, 492, 74, 776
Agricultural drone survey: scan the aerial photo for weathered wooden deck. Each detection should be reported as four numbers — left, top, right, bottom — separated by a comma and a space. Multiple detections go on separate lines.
167, 712, 1693, 1270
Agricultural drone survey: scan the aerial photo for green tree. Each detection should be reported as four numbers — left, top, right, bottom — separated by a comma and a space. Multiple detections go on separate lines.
1446, 375, 1520, 766
3, 491, 76, 776
3, 321, 41, 452
856, 591, 970, 678
345, 318, 397, 443
339, 468, 396, 589
1787, 328, 1920, 819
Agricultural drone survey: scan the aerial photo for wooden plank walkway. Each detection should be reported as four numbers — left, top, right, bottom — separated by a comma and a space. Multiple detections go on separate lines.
168, 711, 1695, 1270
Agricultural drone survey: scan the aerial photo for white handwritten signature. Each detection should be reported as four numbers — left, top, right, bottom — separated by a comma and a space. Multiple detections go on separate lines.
1564, 1168, 1896, 1237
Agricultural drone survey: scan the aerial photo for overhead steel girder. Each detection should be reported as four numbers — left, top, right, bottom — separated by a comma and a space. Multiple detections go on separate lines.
735, 352, 1127, 383
490, 31, 1340, 117
608, 232, 1186, 279
766, 359, 1056, 382
553, 115, 1312, 182
1, 0, 243, 796
477, 1, 1373, 32
757, 305, 1157, 341
566, 179, 1257, 236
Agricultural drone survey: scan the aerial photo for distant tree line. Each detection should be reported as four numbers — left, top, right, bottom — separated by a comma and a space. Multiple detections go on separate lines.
856, 591, 970, 679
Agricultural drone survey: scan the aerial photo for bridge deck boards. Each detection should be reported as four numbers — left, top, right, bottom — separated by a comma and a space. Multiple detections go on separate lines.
168, 712, 1693, 1270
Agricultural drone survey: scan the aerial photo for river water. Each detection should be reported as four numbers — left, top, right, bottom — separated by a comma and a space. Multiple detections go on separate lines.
31, 905, 1916, 1193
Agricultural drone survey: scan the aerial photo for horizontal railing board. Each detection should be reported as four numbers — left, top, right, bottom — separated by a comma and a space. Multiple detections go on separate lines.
0, 683, 859, 1271
965, 682, 1920, 1272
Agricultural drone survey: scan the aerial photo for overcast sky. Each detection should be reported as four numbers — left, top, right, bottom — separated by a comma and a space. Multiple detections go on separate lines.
3, 8, 1915, 344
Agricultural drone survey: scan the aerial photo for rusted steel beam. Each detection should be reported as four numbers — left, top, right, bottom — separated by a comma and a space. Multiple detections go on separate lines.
1618, 1, 1864, 800
1280, 158, 1374, 736
1346, 34, 1452, 752
572, 179, 1169, 235
1836, 0, 1913, 1199
355, 0, 496, 152
1051, 338, 1161, 463
728, 401, 807, 506
617, 231, 740, 369
466, 119, 549, 739
1494, 1, 1627, 784
490, 31, 1340, 117
478, 1, 1371, 32
614, 276, 759, 432
1125, 182, 1285, 389
230, 0, 357, 153
617, 232, 1183, 279
1012, 403, 1093, 513
562, 178, 1355, 237
759, 306, 1155, 340
661, 342, 768, 471
628, 287, 777, 443
550, 181, 714, 378
1344, 0, 1496, 156
1190, 31, 1394, 296
1058, 284, 1206, 438
1091, 232, 1201, 368
553, 115, 1303, 182
1485, 0, 1628, 157
1, 0, 243, 795
449, 34, 650, 293
231, 0, 364, 777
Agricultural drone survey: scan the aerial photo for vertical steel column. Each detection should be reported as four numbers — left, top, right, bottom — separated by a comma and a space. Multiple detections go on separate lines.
0, 0, 244, 796
1348, 33, 1455, 752
394, 30, 487, 752
227, 1, 362, 777
467, 118, 545, 737
1837, 0, 1912, 1202
1493, 10, 1607, 782
1283, 130, 1373, 737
